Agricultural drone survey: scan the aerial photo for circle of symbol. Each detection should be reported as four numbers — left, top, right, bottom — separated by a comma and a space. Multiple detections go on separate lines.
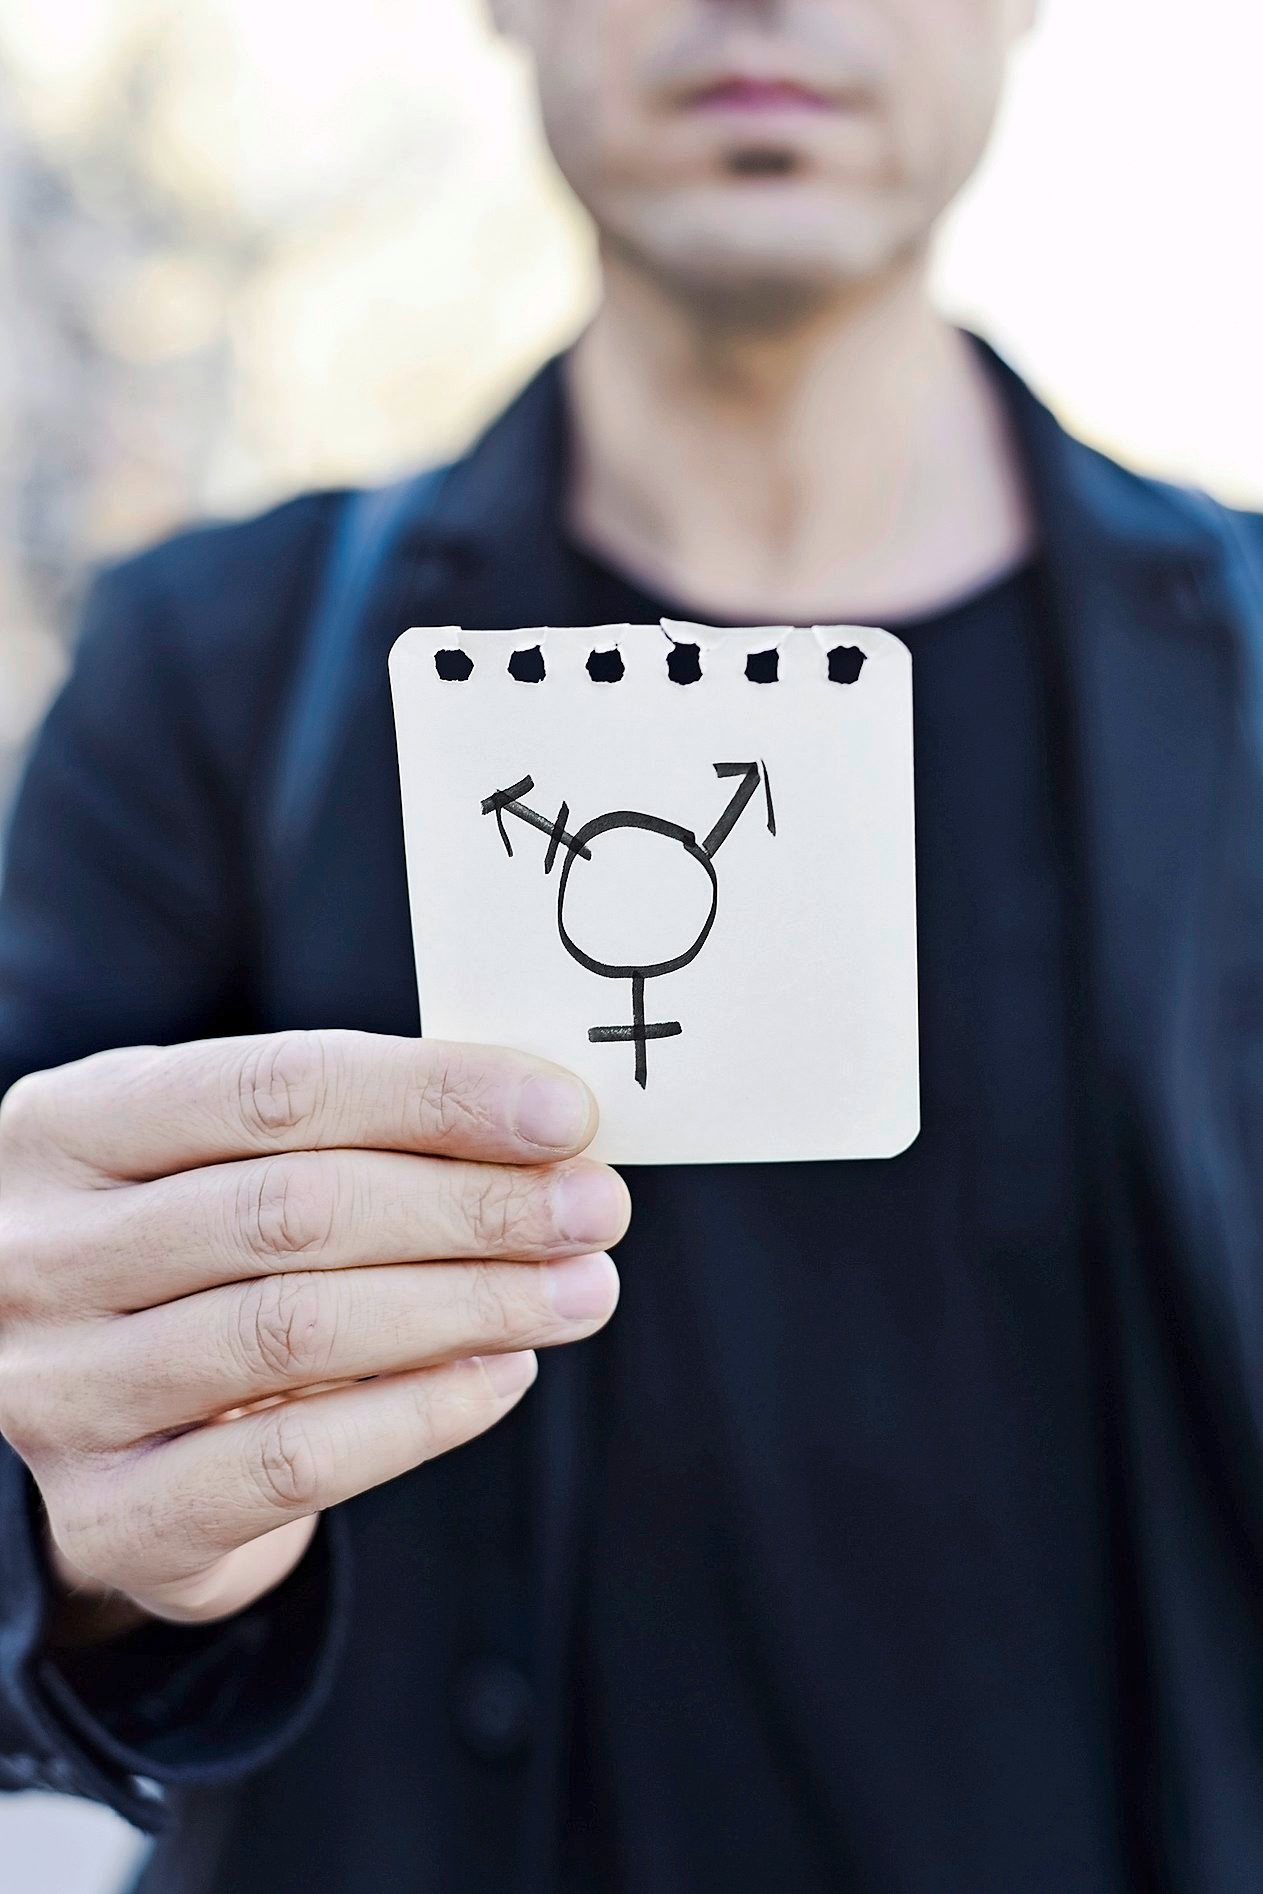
555, 812, 720, 981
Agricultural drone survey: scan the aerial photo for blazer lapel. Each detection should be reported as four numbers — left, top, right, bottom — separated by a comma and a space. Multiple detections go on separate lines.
986, 345, 1242, 1106
262, 355, 577, 1026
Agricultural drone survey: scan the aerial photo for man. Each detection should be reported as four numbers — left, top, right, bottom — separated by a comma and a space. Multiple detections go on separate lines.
2, 2, 1262, 1889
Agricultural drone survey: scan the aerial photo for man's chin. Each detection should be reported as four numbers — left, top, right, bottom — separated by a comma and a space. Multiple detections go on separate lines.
602, 189, 911, 318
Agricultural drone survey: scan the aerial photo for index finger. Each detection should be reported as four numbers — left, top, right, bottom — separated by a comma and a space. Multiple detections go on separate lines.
20, 1031, 598, 1182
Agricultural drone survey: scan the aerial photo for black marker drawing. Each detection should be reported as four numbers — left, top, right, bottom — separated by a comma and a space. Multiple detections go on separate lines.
481, 764, 776, 1087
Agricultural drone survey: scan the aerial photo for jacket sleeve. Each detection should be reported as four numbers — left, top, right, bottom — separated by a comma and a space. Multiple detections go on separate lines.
0, 552, 350, 1834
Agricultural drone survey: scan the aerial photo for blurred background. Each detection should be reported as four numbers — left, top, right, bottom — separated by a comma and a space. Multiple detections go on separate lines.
0, 0, 1260, 1885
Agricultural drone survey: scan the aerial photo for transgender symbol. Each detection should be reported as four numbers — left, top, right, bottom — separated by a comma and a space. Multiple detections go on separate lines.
480, 763, 776, 1088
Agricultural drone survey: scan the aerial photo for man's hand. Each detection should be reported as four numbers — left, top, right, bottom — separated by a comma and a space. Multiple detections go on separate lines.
0, 1031, 628, 1635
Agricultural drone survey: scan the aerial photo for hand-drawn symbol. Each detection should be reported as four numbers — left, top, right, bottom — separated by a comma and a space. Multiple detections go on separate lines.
481, 764, 776, 1087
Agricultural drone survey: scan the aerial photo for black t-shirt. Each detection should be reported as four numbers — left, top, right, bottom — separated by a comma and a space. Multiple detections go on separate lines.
561, 554, 1128, 1890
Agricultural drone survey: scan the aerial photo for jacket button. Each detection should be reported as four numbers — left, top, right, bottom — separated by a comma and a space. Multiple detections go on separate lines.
454, 1657, 535, 1763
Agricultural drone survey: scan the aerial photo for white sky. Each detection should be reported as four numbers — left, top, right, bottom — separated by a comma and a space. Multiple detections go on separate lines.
936, 0, 1263, 501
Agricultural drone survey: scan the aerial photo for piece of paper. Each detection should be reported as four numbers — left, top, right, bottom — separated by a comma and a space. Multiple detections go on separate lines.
390, 622, 918, 1165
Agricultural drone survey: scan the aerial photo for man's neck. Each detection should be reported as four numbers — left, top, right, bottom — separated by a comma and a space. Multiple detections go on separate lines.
563, 250, 1033, 624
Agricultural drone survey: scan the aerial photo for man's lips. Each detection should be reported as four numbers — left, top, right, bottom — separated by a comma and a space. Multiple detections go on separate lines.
686, 77, 838, 115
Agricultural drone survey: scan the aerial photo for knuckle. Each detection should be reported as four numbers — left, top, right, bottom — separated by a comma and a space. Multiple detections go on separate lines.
0, 1070, 53, 1162
463, 1266, 523, 1349
236, 1272, 333, 1384
0, 1327, 103, 1464
461, 1166, 539, 1255
396, 1376, 445, 1459
234, 1031, 329, 1145
249, 1407, 324, 1515
1, 1045, 161, 1179
413, 1050, 500, 1150
0, 1207, 37, 1317
240, 1155, 339, 1264
0, 1333, 110, 1469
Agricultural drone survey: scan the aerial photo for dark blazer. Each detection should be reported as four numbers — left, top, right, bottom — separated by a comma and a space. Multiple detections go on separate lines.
2, 345, 1263, 1893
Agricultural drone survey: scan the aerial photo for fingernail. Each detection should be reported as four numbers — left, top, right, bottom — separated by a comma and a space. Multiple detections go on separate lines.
546, 1252, 619, 1322
553, 1167, 628, 1246
515, 1074, 592, 1149
478, 1350, 538, 1397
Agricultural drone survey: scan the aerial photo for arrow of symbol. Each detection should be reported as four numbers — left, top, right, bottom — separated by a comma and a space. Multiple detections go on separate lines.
481, 763, 775, 867
702, 762, 776, 857
480, 776, 592, 871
